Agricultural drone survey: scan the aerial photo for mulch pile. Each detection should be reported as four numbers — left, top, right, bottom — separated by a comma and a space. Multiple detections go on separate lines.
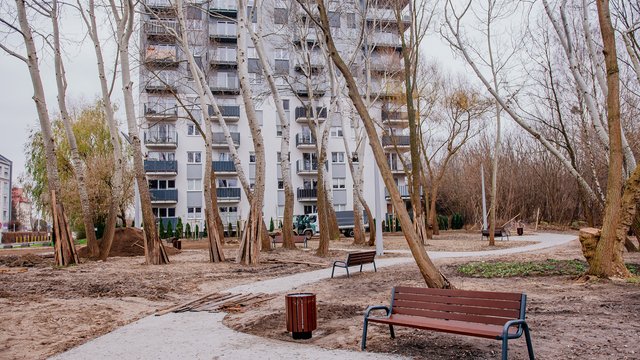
0, 253, 50, 267
78, 227, 180, 258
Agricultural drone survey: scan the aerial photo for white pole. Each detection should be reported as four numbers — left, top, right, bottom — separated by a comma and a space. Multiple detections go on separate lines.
481, 164, 488, 230
374, 161, 384, 256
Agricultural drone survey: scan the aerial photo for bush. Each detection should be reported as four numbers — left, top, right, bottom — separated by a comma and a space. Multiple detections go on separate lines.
166, 221, 174, 238
451, 213, 464, 230
185, 223, 192, 238
228, 222, 233, 237
269, 217, 274, 232
437, 215, 449, 231
175, 218, 184, 239
159, 219, 166, 239
203, 222, 207, 237
195, 224, 200, 239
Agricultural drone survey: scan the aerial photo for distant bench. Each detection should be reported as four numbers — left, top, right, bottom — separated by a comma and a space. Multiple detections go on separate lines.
331, 250, 377, 278
271, 234, 308, 248
482, 227, 510, 241
362, 286, 534, 360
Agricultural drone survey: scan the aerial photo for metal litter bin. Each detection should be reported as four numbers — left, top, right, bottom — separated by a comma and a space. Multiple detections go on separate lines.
285, 293, 317, 339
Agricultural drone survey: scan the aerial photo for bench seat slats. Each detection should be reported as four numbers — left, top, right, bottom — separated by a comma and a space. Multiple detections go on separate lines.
392, 306, 512, 326
346, 251, 376, 266
367, 314, 518, 339
394, 293, 521, 310
395, 286, 522, 302
393, 299, 521, 319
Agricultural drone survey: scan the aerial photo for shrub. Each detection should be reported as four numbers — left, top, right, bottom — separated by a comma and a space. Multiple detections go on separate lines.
437, 215, 449, 231
203, 222, 207, 237
195, 224, 200, 239
175, 218, 184, 239
228, 222, 233, 237
166, 221, 174, 238
269, 217, 274, 232
159, 219, 166, 239
185, 223, 192, 238
451, 213, 464, 230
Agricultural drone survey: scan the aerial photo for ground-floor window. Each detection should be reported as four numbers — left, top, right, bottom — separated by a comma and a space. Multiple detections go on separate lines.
187, 207, 202, 219
153, 207, 176, 218
334, 204, 346, 211
303, 205, 317, 214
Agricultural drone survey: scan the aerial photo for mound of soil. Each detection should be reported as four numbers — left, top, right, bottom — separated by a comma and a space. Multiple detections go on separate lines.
0, 253, 51, 267
78, 228, 180, 258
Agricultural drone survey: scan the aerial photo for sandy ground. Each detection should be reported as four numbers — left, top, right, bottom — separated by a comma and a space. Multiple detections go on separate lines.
0, 232, 638, 360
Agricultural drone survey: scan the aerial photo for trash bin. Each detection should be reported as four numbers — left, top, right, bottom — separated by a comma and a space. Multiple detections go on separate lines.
285, 293, 317, 339
517, 227, 524, 236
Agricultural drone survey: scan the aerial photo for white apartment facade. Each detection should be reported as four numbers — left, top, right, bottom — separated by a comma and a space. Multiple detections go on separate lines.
0, 154, 12, 237
139, 0, 412, 231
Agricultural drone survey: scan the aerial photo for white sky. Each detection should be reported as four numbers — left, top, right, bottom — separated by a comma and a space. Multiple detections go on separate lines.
0, 6, 467, 185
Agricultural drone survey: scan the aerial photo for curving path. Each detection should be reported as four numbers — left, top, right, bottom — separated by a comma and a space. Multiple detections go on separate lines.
51, 233, 576, 360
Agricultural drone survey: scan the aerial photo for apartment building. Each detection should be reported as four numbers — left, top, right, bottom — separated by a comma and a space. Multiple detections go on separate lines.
139, 0, 412, 231
0, 154, 12, 237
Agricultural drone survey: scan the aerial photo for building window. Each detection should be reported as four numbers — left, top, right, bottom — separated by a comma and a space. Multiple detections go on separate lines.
187, 5, 202, 20
153, 207, 176, 218
303, 205, 317, 214
328, 12, 340, 28
148, 179, 175, 189
187, 151, 202, 164
330, 126, 343, 137
218, 178, 238, 188
276, 124, 283, 137
274, 8, 288, 24
332, 178, 346, 189
247, 6, 258, 23
334, 204, 346, 211
187, 179, 202, 191
278, 180, 284, 190
249, 72, 263, 85
187, 124, 198, 136
346, 13, 356, 29
187, 207, 202, 219
148, 151, 175, 161
274, 48, 289, 60
331, 152, 345, 163
282, 99, 289, 110
249, 152, 256, 163
352, 152, 359, 163
247, 47, 258, 59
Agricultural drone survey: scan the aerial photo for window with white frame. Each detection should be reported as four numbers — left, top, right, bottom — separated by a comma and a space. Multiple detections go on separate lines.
148, 179, 175, 189
147, 151, 175, 161
249, 152, 256, 163
332, 178, 346, 189
153, 207, 176, 218
187, 151, 202, 163
187, 179, 202, 191
247, 47, 258, 59
331, 152, 345, 163
330, 126, 343, 137
219, 152, 231, 161
274, 48, 289, 60
276, 124, 283, 136
248, 72, 263, 85
187, 207, 202, 219
218, 178, 238, 188
277, 180, 284, 190
334, 204, 346, 211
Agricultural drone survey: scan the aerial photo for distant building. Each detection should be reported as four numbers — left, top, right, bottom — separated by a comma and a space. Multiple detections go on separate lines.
11, 187, 32, 231
0, 154, 12, 237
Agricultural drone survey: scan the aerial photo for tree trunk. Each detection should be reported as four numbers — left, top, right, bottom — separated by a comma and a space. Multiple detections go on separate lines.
111, 0, 167, 264
236, 0, 266, 264
14, 0, 77, 265
352, 187, 365, 245
210, 171, 225, 244
51, 0, 99, 258
325, 191, 340, 240
312, 0, 451, 288
588, 0, 629, 278
315, 126, 331, 257
79, 0, 124, 261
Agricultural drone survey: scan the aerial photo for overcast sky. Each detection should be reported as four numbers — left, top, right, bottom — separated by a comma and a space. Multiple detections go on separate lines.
0, 9, 465, 186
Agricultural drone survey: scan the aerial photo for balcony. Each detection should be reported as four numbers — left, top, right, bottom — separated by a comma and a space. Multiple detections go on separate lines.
388, 161, 410, 175
150, 189, 178, 203
212, 160, 236, 174
217, 187, 241, 202
366, 8, 411, 24
382, 135, 411, 151
145, 44, 179, 67
145, 0, 175, 12
209, 105, 240, 122
209, 48, 237, 67
144, 160, 178, 175
144, 130, 178, 148
212, 132, 240, 148
370, 56, 404, 74
369, 79, 404, 98
144, 101, 178, 120
144, 20, 178, 39
297, 188, 317, 201
209, 23, 237, 42
382, 109, 409, 127
295, 106, 327, 123
209, 0, 237, 17
294, 57, 324, 73
145, 72, 178, 92
210, 77, 240, 95
295, 133, 316, 149
385, 185, 411, 199
368, 32, 403, 51
296, 159, 318, 174
293, 28, 319, 45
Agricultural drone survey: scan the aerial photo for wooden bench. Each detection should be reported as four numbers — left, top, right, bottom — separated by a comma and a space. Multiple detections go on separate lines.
331, 250, 377, 278
362, 286, 534, 360
271, 235, 307, 248
482, 227, 510, 241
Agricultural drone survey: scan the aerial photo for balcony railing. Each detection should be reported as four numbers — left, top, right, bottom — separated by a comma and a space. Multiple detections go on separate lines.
144, 160, 178, 174
212, 160, 236, 172
209, 23, 237, 40
382, 135, 411, 147
212, 132, 240, 146
144, 102, 178, 118
145, 45, 178, 64
210, 48, 237, 65
295, 106, 327, 120
210, 78, 240, 93
144, 130, 178, 146
144, 20, 178, 36
146, 0, 173, 8
294, 28, 318, 44
370, 32, 402, 47
145, 72, 178, 91
296, 159, 318, 173
382, 110, 409, 121
385, 185, 411, 198
150, 189, 178, 202
297, 188, 317, 200
295, 133, 316, 147
210, 0, 238, 14
217, 187, 241, 200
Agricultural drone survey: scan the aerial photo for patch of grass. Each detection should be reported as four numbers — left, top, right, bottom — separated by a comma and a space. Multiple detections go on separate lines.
457, 259, 587, 278
75, 238, 87, 245
626, 263, 640, 276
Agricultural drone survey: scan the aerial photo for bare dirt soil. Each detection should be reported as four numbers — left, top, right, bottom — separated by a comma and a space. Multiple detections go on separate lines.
1, 232, 638, 360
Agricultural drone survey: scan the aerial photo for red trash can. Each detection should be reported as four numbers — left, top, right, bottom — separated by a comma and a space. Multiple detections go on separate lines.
285, 293, 317, 339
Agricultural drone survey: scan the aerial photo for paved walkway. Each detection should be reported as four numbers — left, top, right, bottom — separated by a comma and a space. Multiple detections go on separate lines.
51, 233, 576, 360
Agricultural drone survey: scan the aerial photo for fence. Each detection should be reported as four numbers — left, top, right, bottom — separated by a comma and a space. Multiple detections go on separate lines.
1, 231, 51, 244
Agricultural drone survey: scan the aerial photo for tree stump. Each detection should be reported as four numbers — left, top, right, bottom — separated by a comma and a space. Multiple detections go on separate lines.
579, 227, 601, 265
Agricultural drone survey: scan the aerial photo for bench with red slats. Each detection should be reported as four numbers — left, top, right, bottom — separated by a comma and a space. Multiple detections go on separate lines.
271, 234, 307, 248
362, 286, 534, 360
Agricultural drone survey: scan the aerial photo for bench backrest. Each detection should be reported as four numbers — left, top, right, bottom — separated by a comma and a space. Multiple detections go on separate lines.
391, 286, 525, 325
346, 251, 376, 266
273, 235, 306, 243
